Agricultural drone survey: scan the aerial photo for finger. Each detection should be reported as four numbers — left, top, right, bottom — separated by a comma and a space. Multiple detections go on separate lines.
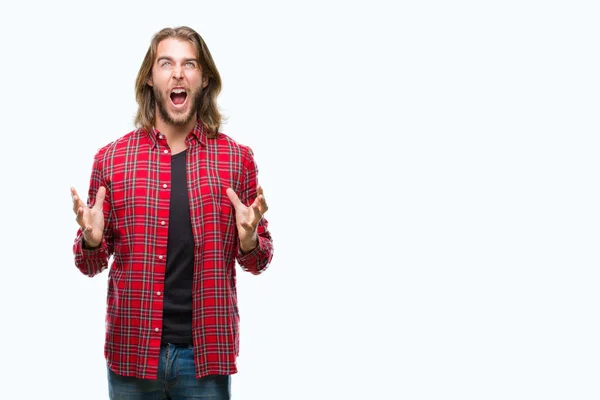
72, 193, 80, 213
82, 228, 95, 245
72, 195, 86, 214
76, 207, 87, 231
250, 202, 263, 225
71, 188, 85, 214
73, 191, 86, 214
255, 184, 268, 214
226, 187, 244, 209
257, 194, 268, 214
93, 186, 107, 211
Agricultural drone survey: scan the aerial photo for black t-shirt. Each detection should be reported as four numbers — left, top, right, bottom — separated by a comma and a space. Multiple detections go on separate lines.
161, 149, 194, 345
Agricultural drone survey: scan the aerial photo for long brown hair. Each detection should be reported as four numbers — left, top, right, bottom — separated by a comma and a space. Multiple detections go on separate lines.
134, 26, 223, 137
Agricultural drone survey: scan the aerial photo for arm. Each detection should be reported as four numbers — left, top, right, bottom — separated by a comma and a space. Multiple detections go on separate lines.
72, 150, 114, 277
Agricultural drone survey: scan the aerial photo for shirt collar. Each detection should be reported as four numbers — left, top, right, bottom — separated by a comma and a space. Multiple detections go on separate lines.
189, 120, 208, 146
146, 120, 208, 148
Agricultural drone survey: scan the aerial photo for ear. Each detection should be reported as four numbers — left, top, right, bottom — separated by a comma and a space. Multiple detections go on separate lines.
147, 76, 153, 87
202, 76, 208, 89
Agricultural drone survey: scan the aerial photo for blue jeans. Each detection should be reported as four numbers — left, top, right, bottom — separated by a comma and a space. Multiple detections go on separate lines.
107, 343, 231, 399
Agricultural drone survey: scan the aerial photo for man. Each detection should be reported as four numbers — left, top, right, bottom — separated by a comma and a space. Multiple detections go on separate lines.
70, 26, 273, 399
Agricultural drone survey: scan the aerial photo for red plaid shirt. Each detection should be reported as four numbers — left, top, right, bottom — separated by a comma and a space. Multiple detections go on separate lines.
73, 121, 274, 379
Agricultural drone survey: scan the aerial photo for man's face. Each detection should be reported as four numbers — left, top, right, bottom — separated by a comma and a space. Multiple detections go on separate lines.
148, 38, 208, 127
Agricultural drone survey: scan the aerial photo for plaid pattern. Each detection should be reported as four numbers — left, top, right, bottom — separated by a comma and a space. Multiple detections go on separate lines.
73, 121, 273, 379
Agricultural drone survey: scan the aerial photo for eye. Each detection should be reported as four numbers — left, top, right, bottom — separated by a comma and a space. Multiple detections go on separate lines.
185, 61, 196, 68
160, 61, 172, 67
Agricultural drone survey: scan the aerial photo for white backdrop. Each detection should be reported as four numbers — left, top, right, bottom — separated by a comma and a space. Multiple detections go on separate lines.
1, 1, 599, 399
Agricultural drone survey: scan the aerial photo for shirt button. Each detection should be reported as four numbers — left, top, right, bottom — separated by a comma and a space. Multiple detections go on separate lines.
158, 255, 163, 260
163, 184, 167, 189
157, 291, 161, 296
164, 149, 169, 154
158, 134, 163, 139
155, 327, 159, 332
161, 221, 166, 226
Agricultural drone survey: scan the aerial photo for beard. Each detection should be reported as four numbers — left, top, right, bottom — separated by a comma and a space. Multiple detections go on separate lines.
154, 86, 204, 127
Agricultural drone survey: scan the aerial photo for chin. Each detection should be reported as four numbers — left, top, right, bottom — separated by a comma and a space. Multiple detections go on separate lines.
169, 112, 195, 126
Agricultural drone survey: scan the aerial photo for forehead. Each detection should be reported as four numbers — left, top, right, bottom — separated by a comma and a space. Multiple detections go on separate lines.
155, 38, 197, 60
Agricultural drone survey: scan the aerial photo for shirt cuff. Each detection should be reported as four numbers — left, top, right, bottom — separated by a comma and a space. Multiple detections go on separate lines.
237, 237, 267, 266
81, 237, 108, 257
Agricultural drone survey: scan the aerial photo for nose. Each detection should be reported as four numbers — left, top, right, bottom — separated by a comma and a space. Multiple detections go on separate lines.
172, 65, 183, 80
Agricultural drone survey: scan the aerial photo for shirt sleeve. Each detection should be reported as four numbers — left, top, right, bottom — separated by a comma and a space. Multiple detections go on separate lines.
72, 148, 114, 277
235, 145, 274, 275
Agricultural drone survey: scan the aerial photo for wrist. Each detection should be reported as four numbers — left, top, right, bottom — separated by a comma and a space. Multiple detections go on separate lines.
239, 236, 258, 254
83, 237, 101, 249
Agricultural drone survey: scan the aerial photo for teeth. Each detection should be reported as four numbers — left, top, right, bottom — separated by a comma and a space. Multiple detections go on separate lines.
171, 88, 186, 94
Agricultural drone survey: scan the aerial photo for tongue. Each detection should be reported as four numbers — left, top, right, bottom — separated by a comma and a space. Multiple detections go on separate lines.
171, 93, 186, 105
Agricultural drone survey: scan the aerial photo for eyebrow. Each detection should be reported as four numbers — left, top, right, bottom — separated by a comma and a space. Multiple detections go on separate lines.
156, 56, 199, 64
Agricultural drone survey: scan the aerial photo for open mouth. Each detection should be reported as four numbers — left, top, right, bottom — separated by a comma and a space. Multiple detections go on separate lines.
170, 88, 188, 106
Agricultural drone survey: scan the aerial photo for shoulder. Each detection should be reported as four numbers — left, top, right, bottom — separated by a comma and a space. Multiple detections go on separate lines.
210, 131, 255, 161
94, 129, 146, 162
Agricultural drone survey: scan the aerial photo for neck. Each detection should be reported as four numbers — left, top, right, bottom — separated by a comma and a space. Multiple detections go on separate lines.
154, 113, 197, 153
155, 114, 197, 141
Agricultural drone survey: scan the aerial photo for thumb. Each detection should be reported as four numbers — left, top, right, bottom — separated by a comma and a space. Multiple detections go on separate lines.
226, 187, 243, 209
94, 186, 106, 210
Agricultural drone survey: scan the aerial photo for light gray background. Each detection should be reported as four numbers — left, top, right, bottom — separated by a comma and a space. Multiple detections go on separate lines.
0, 0, 598, 399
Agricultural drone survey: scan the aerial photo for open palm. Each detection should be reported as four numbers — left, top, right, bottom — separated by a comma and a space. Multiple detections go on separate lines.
226, 184, 268, 253
71, 186, 106, 248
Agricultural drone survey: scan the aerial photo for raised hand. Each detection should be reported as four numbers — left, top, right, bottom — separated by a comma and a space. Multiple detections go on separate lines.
226, 184, 268, 253
71, 186, 106, 248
